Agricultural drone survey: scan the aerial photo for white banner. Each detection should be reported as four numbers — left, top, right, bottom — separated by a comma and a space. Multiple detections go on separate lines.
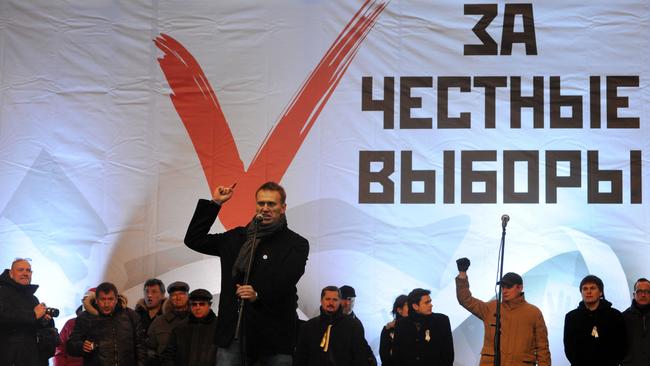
1, 1, 648, 364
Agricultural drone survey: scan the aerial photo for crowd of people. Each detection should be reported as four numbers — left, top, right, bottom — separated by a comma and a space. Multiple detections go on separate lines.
1, 181, 648, 366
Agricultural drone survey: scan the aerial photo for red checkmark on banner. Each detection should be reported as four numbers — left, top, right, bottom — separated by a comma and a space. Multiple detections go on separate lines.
155, 0, 387, 229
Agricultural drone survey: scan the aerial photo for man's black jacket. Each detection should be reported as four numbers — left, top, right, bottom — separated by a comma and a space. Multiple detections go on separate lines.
184, 199, 309, 357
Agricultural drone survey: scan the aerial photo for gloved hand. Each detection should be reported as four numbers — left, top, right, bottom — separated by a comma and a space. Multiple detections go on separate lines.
456, 257, 470, 272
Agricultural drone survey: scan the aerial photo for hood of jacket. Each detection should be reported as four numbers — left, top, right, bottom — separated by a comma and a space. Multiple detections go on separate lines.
0, 268, 39, 294
82, 290, 129, 316
577, 297, 613, 312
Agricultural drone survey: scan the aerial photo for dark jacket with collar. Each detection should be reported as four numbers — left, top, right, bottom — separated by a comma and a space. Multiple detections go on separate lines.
67, 295, 145, 366
379, 319, 398, 366
184, 199, 309, 357
622, 300, 650, 366
0, 269, 54, 366
160, 309, 218, 366
135, 298, 167, 335
564, 298, 627, 366
294, 307, 367, 366
347, 311, 377, 366
146, 299, 190, 365
393, 311, 454, 366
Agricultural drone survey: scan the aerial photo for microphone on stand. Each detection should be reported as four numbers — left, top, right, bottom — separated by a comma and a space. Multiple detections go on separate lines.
501, 214, 510, 229
254, 213, 264, 223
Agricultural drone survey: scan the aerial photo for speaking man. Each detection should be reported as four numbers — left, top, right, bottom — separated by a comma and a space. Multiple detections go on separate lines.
455, 258, 551, 366
185, 181, 309, 365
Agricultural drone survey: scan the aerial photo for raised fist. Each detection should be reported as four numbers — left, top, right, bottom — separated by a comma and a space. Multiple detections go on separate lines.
456, 257, 471, 272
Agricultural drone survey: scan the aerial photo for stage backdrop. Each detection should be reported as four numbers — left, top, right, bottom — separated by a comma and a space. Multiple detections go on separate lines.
1, 1, 648, 364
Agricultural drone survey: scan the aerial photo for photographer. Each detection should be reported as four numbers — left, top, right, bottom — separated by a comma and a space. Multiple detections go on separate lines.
0, 258, 58, 366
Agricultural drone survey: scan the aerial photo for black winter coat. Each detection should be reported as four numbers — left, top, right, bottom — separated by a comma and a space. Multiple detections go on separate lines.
378, 321, 397, 366
563, 299, 627, 366
0, 269, 55, 366
67, 303, 145, 366
184, 199, 309, 357
622, 300, 650, 366
161, 310, 218, 366
294, 307, 367, 366
393, 312, 454, 366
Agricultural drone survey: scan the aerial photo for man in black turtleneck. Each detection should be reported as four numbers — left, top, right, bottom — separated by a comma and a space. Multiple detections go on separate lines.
294, 286, 366, 366
564, 274, 627, 366
393, 288, 454, 366
622, 277, 650, 366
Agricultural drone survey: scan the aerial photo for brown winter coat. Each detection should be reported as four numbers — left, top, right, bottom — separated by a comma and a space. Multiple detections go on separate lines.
455, 276, 551, 366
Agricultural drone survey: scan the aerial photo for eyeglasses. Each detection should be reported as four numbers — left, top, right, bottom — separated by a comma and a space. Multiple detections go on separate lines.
634, 289, 650, 296
190, 301, 209, 307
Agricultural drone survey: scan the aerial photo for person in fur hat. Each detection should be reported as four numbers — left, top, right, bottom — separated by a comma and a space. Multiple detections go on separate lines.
67, 282, 145, 366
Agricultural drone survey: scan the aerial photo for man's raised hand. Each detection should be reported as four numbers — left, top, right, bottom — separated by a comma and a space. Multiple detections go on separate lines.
212, 182, 237, 204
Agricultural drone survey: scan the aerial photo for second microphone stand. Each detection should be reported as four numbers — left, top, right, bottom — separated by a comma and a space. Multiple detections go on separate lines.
494, 221, 507, 366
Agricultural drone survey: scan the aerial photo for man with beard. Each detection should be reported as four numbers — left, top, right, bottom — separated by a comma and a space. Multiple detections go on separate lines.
294, 286, 367, 366
67, 282, 145, 366
393, 288, 453, 366
564, 274, 627, 366
147, 281, 191, 366
161, 289, 218, 366
622, 277, 650, 366
185, 181, 309, 366
0, 258, 57, 366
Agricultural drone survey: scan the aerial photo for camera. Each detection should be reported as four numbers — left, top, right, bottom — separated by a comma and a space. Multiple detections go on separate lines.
45, 307, 60, 318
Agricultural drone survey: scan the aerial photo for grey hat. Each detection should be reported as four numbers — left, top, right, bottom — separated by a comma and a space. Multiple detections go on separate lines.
189, 289, 213, 302
167, 281, 189, 294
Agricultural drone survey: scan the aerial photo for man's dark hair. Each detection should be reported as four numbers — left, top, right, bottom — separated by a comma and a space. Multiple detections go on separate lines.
580, 274, 604, 297
96, 282, 118, 296
407, 288, 431, 309
256, 181, 286, 204
320, 286, 341, 299
634, 277, 650, 291
144, 278, 165, 294
391, 294, 408, 317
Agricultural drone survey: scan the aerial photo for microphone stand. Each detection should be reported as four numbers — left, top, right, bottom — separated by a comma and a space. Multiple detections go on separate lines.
234, 217, 261, 366
494, 221, 506, 366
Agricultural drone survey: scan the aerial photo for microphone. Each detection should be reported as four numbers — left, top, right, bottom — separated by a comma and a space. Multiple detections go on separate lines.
501, 214, 510, 228
254, 213, 264, 222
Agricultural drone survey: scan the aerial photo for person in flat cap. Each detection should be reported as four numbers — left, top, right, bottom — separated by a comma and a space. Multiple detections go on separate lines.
563, 274, 626, 366
454, 258, 550, 366
161, 288, 218, 366
146, 282, 191, 366
339, 285, 377, 366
